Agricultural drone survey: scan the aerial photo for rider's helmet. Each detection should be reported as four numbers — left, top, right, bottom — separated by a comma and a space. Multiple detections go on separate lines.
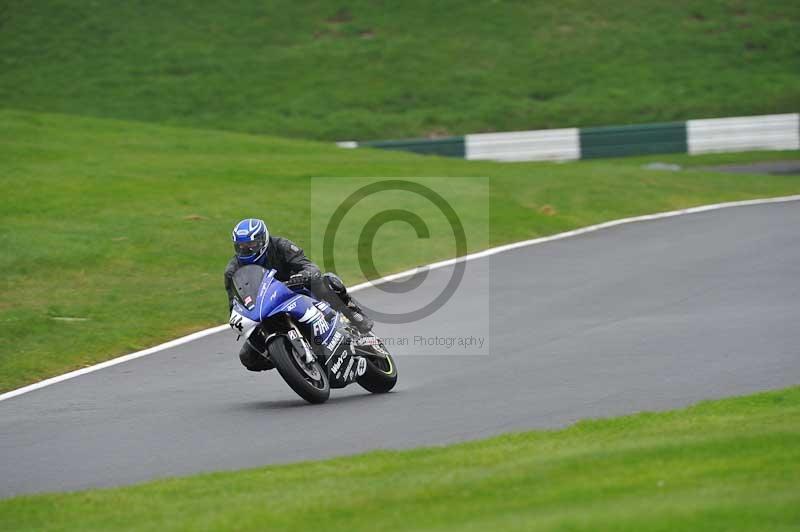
232, 218, 269, 264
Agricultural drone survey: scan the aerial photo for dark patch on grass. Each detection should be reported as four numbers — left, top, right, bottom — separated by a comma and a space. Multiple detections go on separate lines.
326, 7, 352, 24
538, 204, 558, 216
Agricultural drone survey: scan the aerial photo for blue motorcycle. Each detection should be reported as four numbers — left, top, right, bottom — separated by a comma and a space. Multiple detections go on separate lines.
228, 265, 398, 404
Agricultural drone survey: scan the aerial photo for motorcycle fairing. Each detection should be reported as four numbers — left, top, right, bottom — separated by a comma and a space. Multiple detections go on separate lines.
229, 266, 360, 387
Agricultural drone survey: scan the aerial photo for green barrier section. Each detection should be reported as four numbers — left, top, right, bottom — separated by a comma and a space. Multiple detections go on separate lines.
362, 136, 465, 158
579, 122, 687, 159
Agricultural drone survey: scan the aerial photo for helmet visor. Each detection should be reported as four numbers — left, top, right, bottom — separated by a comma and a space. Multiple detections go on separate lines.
234, 237, 265, 258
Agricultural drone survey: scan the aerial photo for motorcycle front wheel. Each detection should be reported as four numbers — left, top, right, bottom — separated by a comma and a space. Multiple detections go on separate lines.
268, 335, 330, 404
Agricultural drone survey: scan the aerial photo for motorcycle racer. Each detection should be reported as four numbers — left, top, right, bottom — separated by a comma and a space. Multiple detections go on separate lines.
224, 218, 373, 371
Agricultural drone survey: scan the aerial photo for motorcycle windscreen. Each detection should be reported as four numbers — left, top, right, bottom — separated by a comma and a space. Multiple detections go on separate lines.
231, 264, 268, 311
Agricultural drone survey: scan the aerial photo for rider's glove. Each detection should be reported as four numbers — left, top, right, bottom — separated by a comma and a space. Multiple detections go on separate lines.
286, 271, 312, 288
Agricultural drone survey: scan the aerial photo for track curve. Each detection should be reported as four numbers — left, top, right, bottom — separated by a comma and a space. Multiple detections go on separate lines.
2, 201, 799, 497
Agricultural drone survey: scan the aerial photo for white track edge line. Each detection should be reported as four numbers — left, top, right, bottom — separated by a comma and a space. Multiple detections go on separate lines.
350, 194, 800, 290
0, 325, 228, 402
2, 194, 799, 403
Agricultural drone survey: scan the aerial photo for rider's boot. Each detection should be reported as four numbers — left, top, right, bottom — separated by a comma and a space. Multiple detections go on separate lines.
343, 296, 373, 334
321, 272, 374, 334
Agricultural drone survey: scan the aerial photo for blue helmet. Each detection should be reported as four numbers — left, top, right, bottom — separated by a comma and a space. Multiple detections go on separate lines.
232, 218, 269, 264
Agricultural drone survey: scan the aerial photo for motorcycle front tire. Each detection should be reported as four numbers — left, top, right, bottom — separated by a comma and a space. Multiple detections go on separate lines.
268, 335, 330, 404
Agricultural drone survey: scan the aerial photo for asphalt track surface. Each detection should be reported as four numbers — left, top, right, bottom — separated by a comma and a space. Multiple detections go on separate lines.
2, 201, 800, 498
702, 160, 800, 175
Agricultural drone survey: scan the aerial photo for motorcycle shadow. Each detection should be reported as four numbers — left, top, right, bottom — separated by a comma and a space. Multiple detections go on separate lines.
234, 389, 398, 411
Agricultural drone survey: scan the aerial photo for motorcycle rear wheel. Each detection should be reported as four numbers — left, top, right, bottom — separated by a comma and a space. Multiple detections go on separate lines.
268, 335, 330, 404
356, 345, 398, 394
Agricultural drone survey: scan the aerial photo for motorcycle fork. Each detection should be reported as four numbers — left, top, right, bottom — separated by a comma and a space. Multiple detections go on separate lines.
285, 316, 316, 364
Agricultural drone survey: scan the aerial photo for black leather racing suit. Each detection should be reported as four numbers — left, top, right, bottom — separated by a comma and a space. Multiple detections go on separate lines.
224, 236, 367, 371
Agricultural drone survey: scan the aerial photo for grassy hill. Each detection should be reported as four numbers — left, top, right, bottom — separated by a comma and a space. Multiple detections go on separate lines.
1, 0, 798, 140
1, 109, 799, 392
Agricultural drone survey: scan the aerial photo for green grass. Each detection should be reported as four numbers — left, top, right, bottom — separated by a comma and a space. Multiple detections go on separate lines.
1, 0, 798, 140
2, 109, 800, 393
1, 386, 798, 531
